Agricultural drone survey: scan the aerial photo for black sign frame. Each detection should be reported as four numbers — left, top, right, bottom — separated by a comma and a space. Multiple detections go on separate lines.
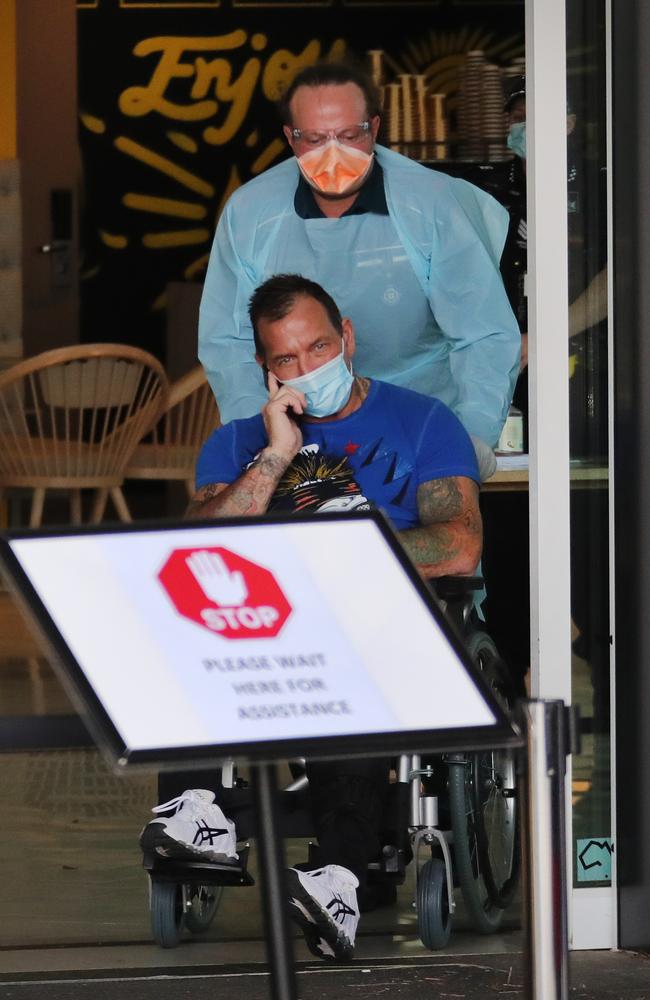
0, 510, 522, 769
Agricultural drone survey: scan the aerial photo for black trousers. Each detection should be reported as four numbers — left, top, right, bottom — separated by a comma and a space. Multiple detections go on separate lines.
304, 758, 389, 888
158, 757, 389, 889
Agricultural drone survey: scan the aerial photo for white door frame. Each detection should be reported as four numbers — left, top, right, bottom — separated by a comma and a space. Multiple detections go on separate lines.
525, 0, 616, 950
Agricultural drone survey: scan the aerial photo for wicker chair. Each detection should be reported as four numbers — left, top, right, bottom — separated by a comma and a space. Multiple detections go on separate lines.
123, 365, 220, 499
0, 343, 168, 527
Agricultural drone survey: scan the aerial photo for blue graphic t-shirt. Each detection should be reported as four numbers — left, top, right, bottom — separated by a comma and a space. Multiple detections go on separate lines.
196, 380, 479, 531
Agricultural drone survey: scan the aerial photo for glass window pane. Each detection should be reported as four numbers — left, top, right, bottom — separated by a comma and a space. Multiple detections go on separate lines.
566, 0, 612, 888
0, 578, 74, 718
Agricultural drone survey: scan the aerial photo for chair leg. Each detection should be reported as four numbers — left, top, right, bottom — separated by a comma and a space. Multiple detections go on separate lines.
30, 488, 46, 528
70, 490, 83, 525
28, 657, 46, 715
185, 478, 195, 500
110, 486, 132, 523
90, 489, 109, 524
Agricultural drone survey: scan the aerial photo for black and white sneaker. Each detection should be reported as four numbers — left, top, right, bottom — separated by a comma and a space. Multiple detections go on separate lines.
286, 864, 360, 961
139, 789, 238, 863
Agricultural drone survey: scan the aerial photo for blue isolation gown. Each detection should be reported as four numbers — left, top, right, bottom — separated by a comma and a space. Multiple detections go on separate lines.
198, 144, 520, 448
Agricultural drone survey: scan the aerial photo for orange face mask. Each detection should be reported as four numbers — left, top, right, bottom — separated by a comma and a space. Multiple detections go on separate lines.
297, 140, 374, 196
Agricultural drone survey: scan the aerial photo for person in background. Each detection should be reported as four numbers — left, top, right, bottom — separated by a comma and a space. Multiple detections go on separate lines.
499, 74, 607, 395
198, 59, 520, 482
142, 273, 482, 962
483, 74, 609, 689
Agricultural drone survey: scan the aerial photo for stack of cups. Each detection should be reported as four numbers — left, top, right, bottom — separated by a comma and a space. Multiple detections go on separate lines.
427, 93, 448, 160
482, 62, 510, 160
458, 50, 486, 159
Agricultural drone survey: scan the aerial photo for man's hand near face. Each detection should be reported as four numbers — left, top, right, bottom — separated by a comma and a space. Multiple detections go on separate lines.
262, 372, 304, 461
186, 374, 306, 520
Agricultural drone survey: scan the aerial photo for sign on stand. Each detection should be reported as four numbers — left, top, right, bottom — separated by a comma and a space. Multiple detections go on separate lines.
0, 511, 519, 766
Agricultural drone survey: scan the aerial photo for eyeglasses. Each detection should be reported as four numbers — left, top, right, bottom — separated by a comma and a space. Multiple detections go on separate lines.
289, 121, 372, 148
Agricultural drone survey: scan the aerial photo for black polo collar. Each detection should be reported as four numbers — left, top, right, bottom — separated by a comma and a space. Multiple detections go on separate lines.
293, 158, 388, 219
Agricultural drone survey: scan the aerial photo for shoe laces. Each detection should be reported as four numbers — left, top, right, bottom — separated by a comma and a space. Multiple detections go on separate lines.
319, 864, 359, 890
152, 789, 215, 816
301, 865, 359, 895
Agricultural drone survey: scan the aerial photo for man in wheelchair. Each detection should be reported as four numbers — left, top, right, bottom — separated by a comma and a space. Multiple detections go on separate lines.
140, 273, 483, 960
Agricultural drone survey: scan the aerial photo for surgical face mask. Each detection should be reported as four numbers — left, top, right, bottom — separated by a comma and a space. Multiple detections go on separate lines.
297, 140, 374, 196
280, 344, 354, 417
507, 121, 526, 160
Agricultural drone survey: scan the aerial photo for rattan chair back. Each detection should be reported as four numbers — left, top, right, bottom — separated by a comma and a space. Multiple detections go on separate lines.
0, 343, 168, 526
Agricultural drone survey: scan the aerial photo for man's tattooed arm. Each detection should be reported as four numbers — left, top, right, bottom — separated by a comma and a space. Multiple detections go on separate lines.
185, 449, 292, 520
399, 476, 482, 578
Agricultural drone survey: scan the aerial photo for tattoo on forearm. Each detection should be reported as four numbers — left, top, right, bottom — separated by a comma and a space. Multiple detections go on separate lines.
400, 477, 482, 576
417, 477, 464, 523
185, 482, 224, 518
401, 518, 480, 571
193, 483, 223, 503
185, 450, 291, 519
250, 451, 292, 479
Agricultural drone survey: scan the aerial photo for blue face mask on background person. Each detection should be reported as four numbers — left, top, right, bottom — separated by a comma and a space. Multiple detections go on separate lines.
280, 345, 354, 418
507, 121, 527, 160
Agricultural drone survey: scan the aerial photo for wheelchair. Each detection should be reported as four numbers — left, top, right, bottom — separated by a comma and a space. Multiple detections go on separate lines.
141, 577, 520, 951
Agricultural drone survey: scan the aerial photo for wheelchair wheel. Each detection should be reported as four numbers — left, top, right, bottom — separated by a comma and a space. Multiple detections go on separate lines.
465, 628, 517, 707
465, 629, 520, 908
472, 748, 519, 908
449, 630, 519, 932
448, 759, 504, 933
150, 880, 184, 948
185, 884, 223, 934
417, 857, 452, 950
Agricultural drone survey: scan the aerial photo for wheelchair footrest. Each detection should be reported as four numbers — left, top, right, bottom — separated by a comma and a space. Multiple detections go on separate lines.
144, 845, 254, 887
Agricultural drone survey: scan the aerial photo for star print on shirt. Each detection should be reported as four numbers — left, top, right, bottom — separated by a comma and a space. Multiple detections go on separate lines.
344, 441, 360, 455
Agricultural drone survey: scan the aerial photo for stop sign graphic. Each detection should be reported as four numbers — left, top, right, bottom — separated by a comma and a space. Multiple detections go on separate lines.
158, 546, 292, 640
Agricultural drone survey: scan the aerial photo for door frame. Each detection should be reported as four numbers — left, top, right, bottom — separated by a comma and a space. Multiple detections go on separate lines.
525, 0, 616, 950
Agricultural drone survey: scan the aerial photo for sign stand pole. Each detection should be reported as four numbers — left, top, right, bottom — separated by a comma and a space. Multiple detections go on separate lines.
521, 699, 571, 1000
250, 762, 298, 1000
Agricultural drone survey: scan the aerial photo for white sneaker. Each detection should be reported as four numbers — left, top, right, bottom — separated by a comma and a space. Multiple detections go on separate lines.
139, 789, 238, 863
286, 865, 359, 961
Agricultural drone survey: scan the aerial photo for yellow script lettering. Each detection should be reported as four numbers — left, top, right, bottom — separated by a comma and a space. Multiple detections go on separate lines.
200, 57, 262, 146
119, 32, 248, 121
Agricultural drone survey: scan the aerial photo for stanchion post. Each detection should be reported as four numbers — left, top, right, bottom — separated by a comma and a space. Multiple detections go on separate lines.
519, 699, 570, 1000
250, 762, 298, 1000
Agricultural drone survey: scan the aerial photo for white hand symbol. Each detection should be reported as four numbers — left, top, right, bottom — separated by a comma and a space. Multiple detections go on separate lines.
186, 550, 248, 606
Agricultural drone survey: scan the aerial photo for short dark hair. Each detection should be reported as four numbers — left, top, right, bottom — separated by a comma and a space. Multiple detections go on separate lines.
249, 274, 343, 357
278, 59, 382, 125
503, 74, 526, 113
503, 74, 576, 117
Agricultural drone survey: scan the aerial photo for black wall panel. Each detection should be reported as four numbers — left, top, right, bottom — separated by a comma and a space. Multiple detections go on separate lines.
613, 0, 650, 950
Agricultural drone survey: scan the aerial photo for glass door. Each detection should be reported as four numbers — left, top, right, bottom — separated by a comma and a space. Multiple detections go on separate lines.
526, 0, 614, 949
566, 0, 613, 949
